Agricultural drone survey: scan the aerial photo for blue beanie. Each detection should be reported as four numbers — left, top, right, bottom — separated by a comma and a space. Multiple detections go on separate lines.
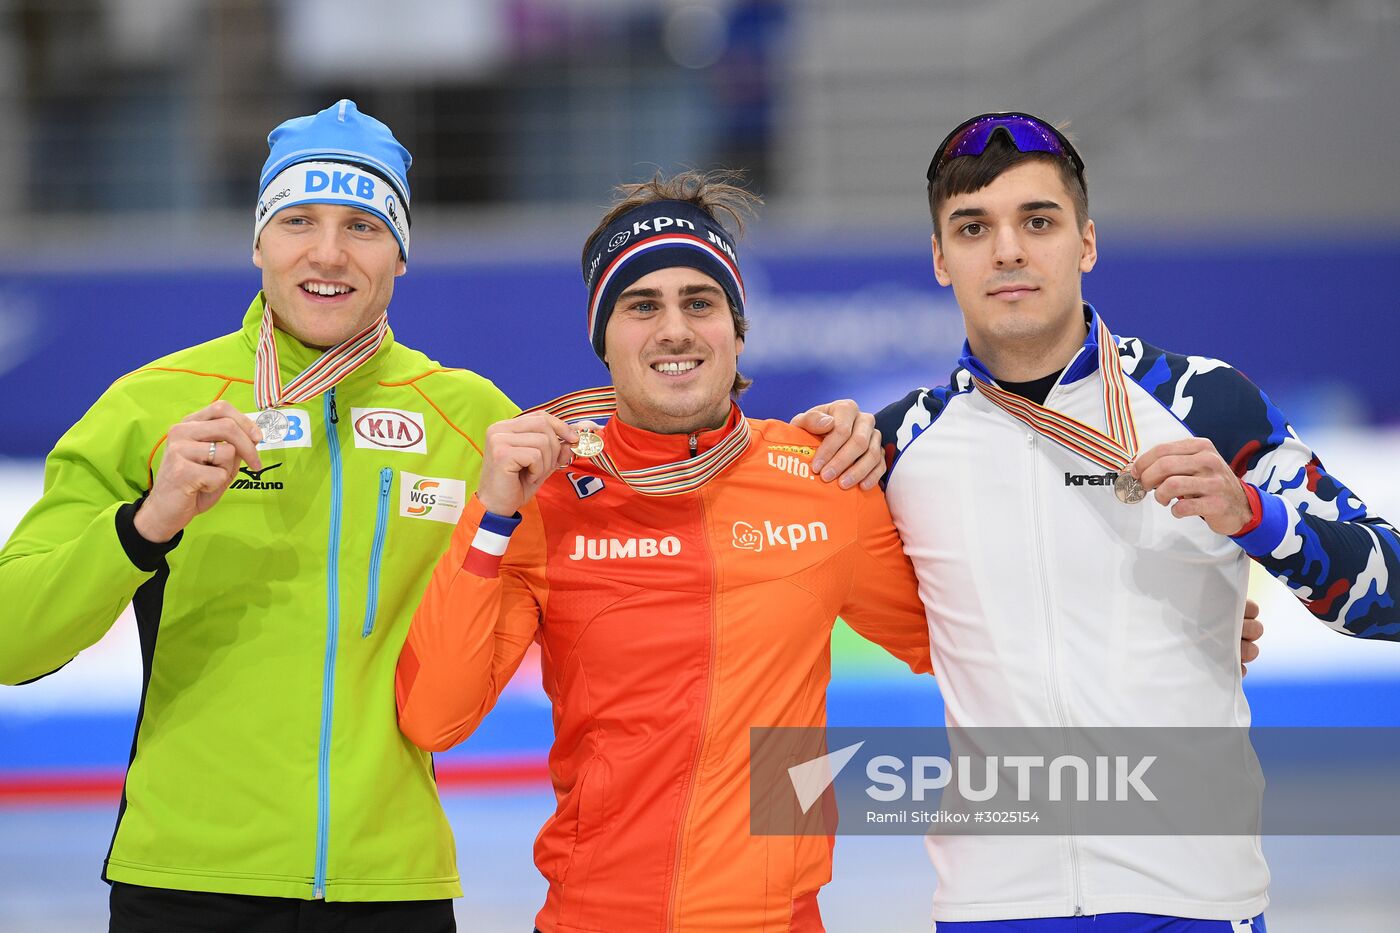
255, 99, 412, 257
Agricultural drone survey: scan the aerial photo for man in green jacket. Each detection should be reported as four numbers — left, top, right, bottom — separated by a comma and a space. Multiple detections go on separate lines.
0, 100, 516, 931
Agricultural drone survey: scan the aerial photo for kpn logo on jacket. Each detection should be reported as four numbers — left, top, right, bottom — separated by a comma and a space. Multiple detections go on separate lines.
732, 519, 829, 553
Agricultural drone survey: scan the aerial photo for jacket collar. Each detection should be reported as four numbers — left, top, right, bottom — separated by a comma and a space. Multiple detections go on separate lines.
601, 401, 746, 469
957, 302, 1108, 389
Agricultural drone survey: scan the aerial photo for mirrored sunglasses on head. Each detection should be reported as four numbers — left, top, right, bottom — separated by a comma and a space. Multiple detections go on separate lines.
926, 112, 1085, 185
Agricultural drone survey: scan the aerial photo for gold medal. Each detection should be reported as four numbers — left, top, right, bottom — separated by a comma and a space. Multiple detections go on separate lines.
526, 387, 751, 497
570, 429, 604, 459
1113, 471, 1146, 505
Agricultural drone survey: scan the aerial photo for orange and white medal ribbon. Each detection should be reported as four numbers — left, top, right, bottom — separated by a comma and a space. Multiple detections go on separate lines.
253, 302, 388, 441
526, 387, 751, 497
972, 318, 1145, 504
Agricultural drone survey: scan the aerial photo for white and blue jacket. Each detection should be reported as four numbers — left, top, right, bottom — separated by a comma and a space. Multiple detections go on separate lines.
875, 305, 1399, 922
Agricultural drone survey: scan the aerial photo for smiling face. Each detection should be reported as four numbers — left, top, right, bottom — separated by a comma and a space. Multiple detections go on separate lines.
253, 201, 406, 349
603, 266, 743, 435
932, 159, 1097, 379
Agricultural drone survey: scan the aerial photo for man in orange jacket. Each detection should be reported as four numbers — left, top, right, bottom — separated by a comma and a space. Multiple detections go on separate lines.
395, 172, 934, 932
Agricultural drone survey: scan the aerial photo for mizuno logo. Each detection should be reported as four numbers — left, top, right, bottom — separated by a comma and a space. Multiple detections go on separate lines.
239, 463, 282, 482
231, 462, 284, 491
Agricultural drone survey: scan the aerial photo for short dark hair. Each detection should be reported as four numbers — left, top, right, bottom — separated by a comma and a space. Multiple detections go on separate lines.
585, 170, 760, 397
927, 131, 1088, 241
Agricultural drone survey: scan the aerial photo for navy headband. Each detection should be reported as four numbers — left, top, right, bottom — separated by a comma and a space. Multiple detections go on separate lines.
581, 199, 746, 361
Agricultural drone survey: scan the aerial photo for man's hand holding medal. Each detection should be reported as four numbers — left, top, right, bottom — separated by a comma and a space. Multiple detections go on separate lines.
477, 412, 586, 517
132, 401, 265, 544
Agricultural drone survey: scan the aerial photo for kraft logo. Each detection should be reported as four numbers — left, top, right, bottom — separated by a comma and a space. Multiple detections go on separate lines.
351, 408, 427, 454
607, 230, 630, 251
1065, 471, 1118, 487
631, 216, 697, 235
305, 168, 376, 200
731, 520, 830, 553
568, 535, 681, 561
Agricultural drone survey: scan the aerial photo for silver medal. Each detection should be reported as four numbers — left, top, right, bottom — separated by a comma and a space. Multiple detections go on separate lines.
255, 409, 291, 444
570, 429, 604, 459
1113, 471, 1146, 504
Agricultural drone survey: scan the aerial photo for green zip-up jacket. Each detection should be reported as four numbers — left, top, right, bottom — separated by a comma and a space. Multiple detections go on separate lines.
0, 294, 518, 901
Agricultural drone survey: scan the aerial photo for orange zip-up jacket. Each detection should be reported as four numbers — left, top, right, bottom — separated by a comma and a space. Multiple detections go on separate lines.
396, 407, 933, 932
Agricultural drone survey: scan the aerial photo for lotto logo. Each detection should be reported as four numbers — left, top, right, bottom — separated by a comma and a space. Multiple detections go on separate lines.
768, 452, 814, 480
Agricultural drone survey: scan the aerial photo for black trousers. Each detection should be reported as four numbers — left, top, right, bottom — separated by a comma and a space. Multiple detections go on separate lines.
109, 882, 456, 933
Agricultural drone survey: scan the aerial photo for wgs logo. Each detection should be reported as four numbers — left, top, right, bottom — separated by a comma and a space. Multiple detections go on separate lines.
405, 478, 440, 516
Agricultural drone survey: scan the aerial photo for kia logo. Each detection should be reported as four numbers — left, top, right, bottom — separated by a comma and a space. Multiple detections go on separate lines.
354, 410, 424, 449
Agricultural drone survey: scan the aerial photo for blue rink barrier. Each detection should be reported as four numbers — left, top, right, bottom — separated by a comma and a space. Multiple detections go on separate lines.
4, 677, 1398, 801
1, 237, 1398, 458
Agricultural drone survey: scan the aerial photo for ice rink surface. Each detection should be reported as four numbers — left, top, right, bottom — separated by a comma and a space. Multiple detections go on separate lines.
3, 795, 1399, 932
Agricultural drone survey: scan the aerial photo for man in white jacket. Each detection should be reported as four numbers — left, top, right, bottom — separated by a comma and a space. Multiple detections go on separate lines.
803, 112, 1400, 933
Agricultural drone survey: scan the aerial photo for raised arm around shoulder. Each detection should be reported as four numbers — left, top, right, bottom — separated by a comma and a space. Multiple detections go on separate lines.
396, 495, 546, 751
789, 399, 885, 490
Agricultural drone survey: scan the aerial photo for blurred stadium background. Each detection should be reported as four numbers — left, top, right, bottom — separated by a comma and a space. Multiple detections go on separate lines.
2, 1, 1399, 929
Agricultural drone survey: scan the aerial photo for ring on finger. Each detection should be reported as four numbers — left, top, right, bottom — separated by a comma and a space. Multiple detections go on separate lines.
206, 441, 218, 465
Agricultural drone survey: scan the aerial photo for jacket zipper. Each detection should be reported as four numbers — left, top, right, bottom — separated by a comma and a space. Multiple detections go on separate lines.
314, 388, 344, 898
688, 433, 698, 458
362, 467, 393, 638
668, 489, 718, 929
1028, 431, 1084, 915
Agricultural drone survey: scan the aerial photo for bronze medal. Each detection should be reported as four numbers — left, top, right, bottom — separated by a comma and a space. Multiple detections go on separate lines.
1113, 471, 1146, 505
